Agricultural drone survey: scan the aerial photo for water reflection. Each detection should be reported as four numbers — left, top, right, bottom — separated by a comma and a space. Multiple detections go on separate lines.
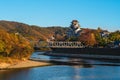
0, 68, 31, 80
30, 52, 120, 66
1, 65, 120, 80
1, 52, 120, 80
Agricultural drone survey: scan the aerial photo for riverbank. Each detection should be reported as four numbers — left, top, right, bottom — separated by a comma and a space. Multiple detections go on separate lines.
0, 60, 52, 70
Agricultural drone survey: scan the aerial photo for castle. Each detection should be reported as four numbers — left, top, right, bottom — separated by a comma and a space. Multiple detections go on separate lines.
67, 20, 81, 38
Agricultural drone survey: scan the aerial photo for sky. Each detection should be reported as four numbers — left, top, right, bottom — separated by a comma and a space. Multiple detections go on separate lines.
0, 0, 120, 31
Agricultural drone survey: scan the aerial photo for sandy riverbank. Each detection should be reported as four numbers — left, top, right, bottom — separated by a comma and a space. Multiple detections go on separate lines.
0, 60, 52, 70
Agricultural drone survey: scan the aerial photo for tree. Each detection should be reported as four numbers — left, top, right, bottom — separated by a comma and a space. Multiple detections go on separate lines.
88, 33, 97, 46
97, 27, 102, 33
78, 29, 97, 46
109, 31, 120, 41
0, 29, 33, 58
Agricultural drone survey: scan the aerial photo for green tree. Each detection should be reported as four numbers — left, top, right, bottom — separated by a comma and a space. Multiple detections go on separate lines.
109, 31, 120, 41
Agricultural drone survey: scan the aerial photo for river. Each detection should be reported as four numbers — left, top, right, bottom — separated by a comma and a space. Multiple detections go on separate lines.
0, 52, 120, 80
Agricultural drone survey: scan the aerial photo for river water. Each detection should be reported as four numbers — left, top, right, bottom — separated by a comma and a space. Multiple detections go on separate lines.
0, 52, 120, 80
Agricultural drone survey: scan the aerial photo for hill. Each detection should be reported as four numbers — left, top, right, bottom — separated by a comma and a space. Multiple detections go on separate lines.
0, 20, 119, 47
0, 20, 67, 41
0, 20, 68, 59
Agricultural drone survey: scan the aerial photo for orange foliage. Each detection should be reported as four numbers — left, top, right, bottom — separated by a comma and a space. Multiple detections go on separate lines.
0, 29, 33, 58
79, 29, 97, 46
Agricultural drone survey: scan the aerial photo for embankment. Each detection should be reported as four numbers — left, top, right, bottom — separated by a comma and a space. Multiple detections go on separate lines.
0, 60, 52, 70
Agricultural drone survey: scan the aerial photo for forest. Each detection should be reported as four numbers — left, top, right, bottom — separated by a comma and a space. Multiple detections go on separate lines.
54, 27, 120, 47
0, 20, 120, 62
0, 20, 67, 62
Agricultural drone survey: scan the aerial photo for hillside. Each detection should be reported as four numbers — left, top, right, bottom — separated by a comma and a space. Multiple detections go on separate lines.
0, 20, 67, 62
0, 29, 33, 60
0, 20, 67, 41
0, 20, 119, 47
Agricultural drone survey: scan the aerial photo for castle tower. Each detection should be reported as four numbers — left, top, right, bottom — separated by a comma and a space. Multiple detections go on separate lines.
67, 20, 81, 38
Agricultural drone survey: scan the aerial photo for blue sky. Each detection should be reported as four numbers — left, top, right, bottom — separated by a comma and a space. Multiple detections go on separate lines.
0, 0, 120, 31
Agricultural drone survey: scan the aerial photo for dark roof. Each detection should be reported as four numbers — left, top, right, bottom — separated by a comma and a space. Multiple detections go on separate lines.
71, 20, 79, 23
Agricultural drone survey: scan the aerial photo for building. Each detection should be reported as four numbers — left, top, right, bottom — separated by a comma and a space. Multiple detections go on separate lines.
67, 20, 81, 38
100, 30, 110, 38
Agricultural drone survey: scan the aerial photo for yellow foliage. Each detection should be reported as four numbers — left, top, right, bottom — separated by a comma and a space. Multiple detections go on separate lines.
0, 29, 33, 58
88, 33, 97, 46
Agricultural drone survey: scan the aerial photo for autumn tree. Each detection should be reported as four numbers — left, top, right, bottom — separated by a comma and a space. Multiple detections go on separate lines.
0, 29, 33, 59
88, 33, 97, 46
78, 29, 97, 46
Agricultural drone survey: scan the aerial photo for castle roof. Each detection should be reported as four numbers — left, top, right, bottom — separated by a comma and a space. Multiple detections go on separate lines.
71, 20, 79, 23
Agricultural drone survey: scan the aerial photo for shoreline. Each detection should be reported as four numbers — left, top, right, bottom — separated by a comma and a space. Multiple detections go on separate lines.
0, 60, 52, 70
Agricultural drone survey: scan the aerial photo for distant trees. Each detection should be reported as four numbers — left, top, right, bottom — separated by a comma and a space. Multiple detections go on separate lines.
53, 30, 66, 41
0, 20, 119, 48
67, 28, 120, 47
109, 31, 120, 41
